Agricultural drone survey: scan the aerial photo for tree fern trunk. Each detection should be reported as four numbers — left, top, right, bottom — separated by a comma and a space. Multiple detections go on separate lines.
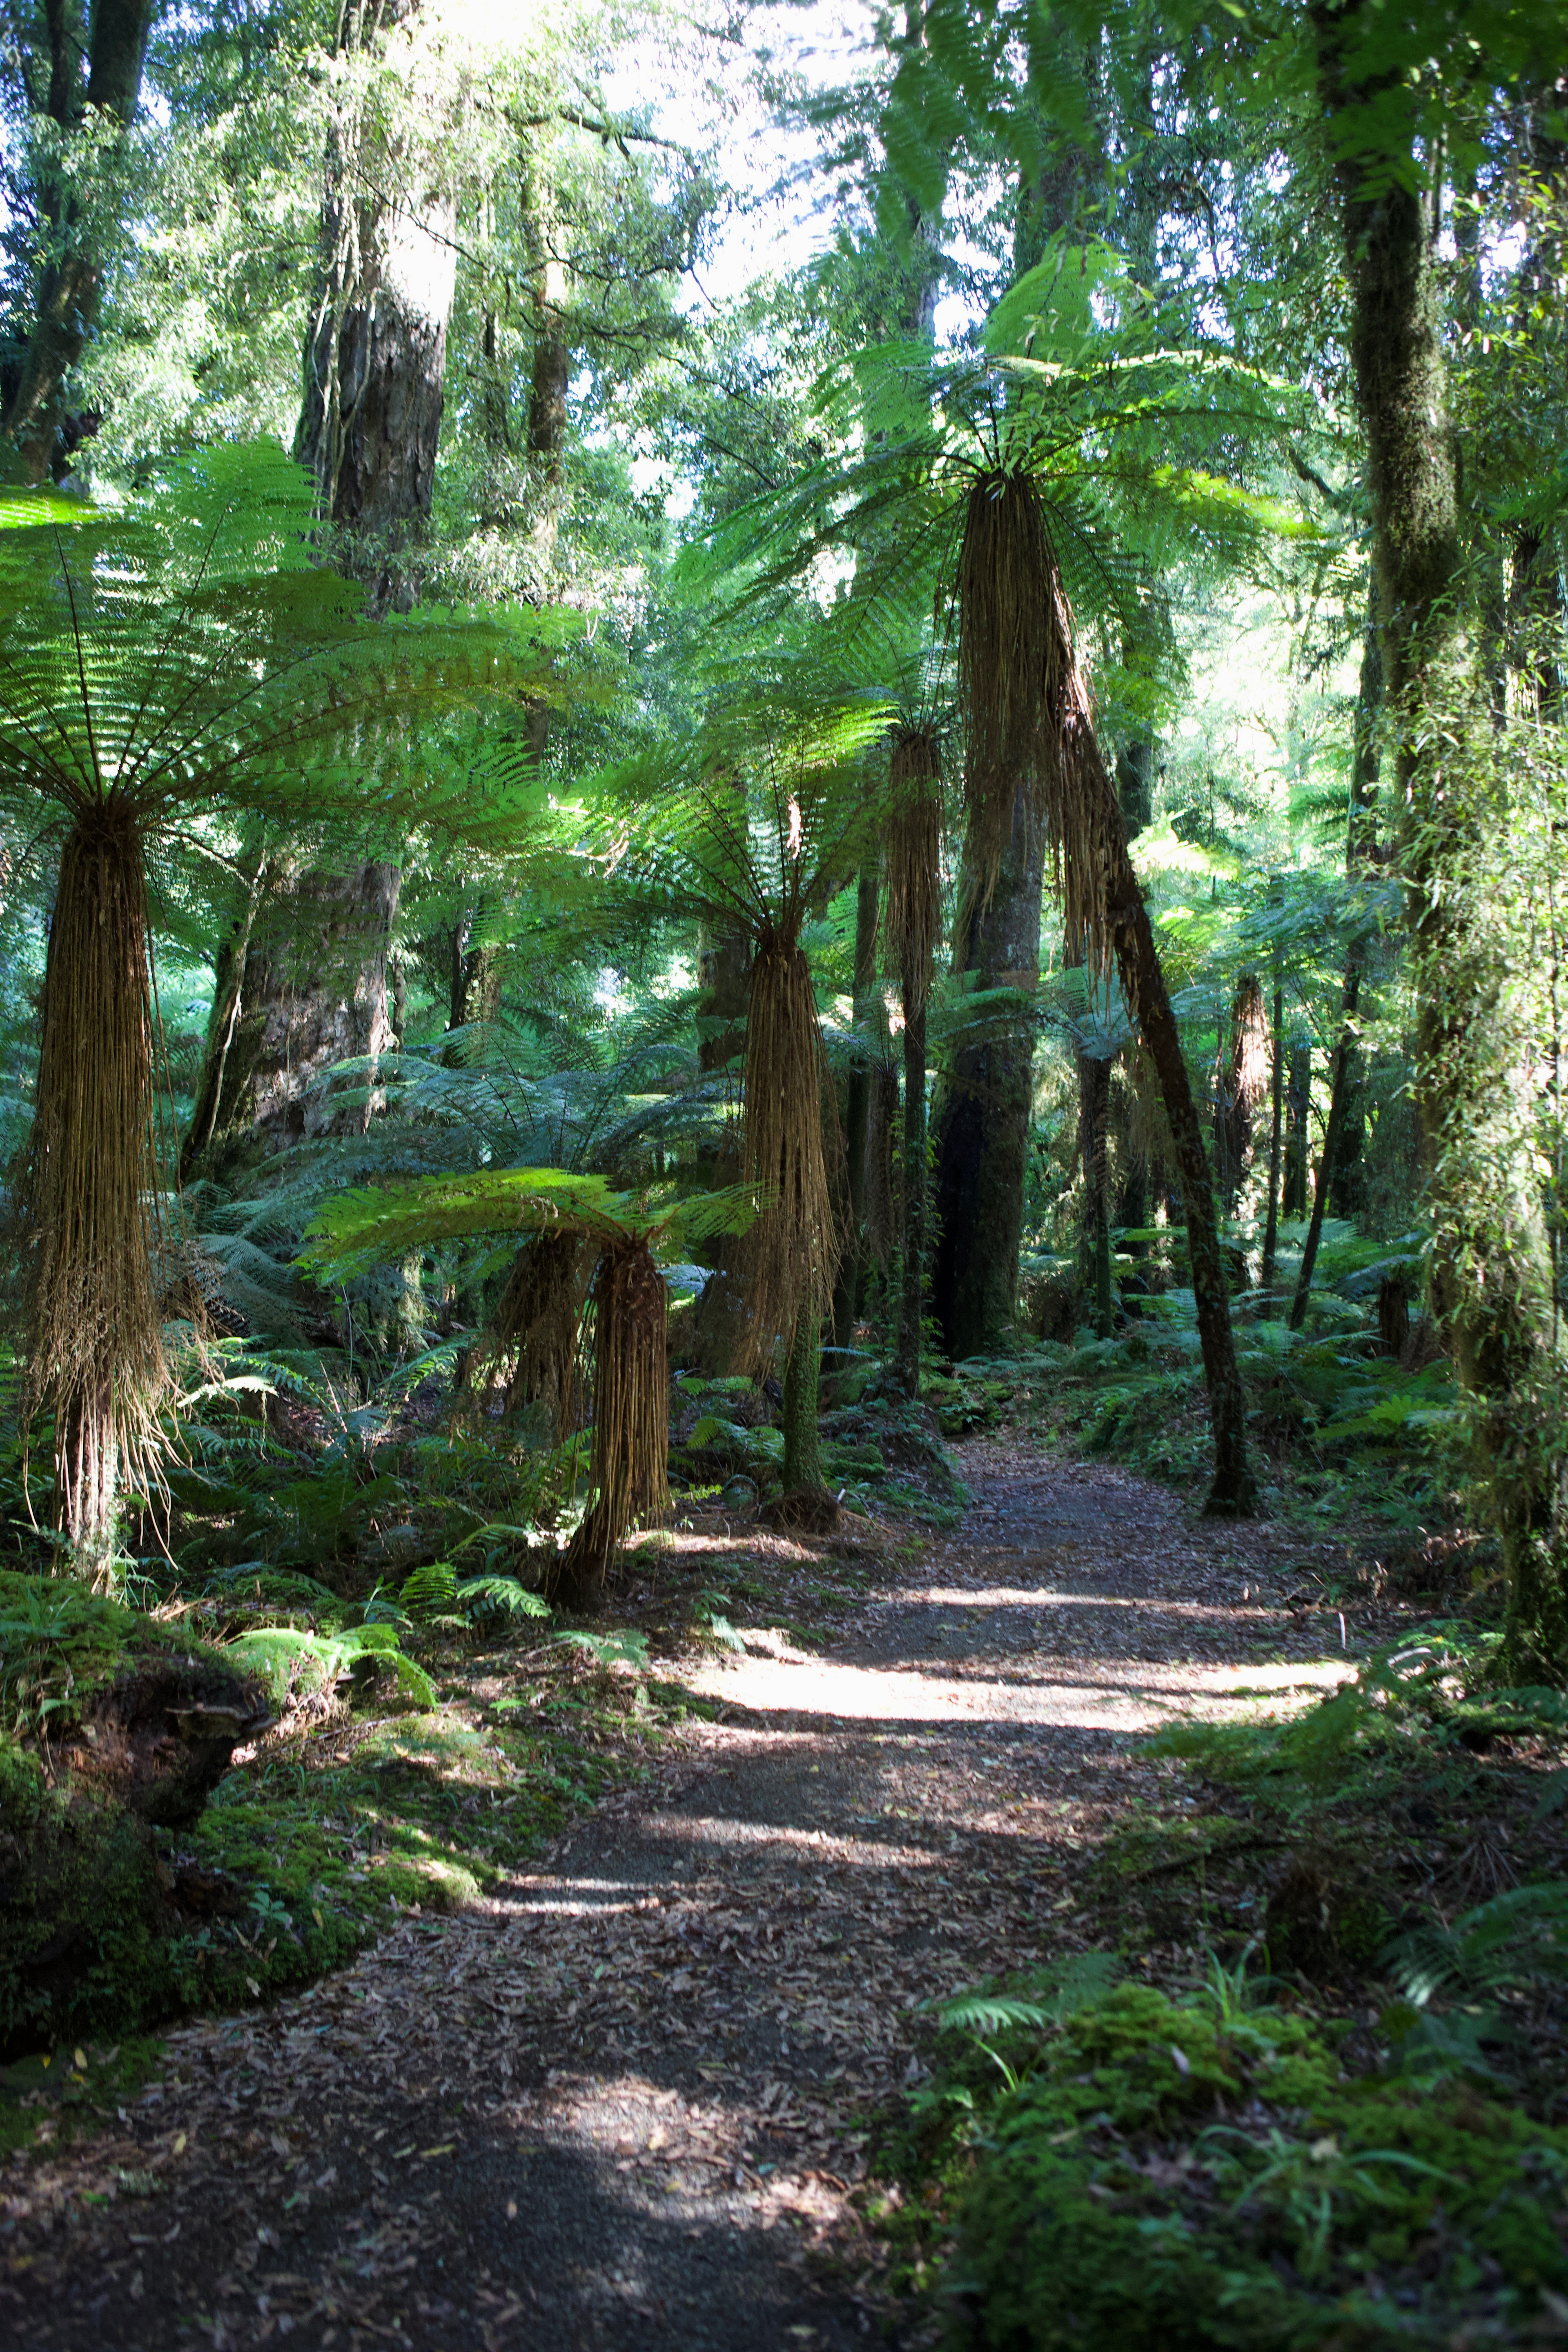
1290, 967, 1361, 1333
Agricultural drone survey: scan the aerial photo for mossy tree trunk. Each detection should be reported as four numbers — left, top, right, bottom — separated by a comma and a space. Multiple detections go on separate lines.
1319, 7, 1568, 1669
782, 1306, 824, 1494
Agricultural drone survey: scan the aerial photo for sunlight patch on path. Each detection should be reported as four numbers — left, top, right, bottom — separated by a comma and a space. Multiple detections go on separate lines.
680, 1650, 1350, 1728
683, 1653, 1169, 1727
907, 1585, 1291, 1623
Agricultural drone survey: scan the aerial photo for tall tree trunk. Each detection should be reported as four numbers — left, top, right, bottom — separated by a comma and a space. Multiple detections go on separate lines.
295, 1, 458, 615
895, 993, 928, 1393
3, 0, 156, 482
1289, 967, 1361, 1332
1318, 7, 1565, 1667
1082, 1050, 1113, 1339
1105, 829, 1256, 1515
1283, 1045, 1312, 1217
687, 915, 753, 1371
1261, 976, 1285, 1303
928, 70, 1098, 1362
186, 1, 456, 1179
831, 864, 882, 1372
1329, 599, 1383, 1218
931, 784, 1045, 1359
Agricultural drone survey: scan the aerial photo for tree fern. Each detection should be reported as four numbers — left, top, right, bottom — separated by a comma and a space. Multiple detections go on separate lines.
0, 442, 559, 1567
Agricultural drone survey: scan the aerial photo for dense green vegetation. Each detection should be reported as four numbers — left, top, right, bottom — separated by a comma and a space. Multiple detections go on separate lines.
880, 1635, 1568, 2346
0, 0, 1566, 2336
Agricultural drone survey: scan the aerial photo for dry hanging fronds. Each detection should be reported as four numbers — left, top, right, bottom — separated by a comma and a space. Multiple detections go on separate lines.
15, 808, 167, 1561
483, 1226, 588, 1432
735, 922, 840, 1367
884, 731, 943, 1010
554, 1236, 669, 1608
956, 470, 1119, 969
1117, 1041, 1173, 1179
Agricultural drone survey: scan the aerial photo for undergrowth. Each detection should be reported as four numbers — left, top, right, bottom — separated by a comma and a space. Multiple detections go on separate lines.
878, 1632, 1568, 2348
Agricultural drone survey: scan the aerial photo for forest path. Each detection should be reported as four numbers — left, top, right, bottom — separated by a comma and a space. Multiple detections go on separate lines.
4, 1441, 1348, 2352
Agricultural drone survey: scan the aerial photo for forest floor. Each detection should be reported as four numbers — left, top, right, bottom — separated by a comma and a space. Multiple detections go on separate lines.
1, 1434, 1383, 2351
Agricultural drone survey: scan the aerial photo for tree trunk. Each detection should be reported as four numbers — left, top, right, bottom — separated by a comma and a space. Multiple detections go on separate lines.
782, 1305, 824, 1494
1318, 6, 1565, 1667
1328, 601, 1383, 1220
1289, 967, 1361, 1333
1082, 1051, 1113, 1339
183, 864, 401, 1181
894, 994, 928, 1394
1108, 844, 1255, 1514
687, 918, 753, 1372
3, 0, 156, 482
931, 782, 1044, 1359
1283, 1046, 1311, 1218
831, 864, 882, 1371
1261, 979, 1285, 1304
446, 902, 503, 1036
180, 842, 270, 1183
295, 2, 458, 614
187, 0, 457, 1175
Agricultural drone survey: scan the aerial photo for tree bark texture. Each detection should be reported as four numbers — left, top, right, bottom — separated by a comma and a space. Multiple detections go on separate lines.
1105, 836, 1256, 1514
183, 864, 401, 1181
895, 995, 929, 1393
189, 0, 456, 1181
1319, 3, 1566, 1666
931, 782, 1044, 1360
831, 863, 882, 1366
1289, 967, 1361, 1333
3, 0, 156, 482
294, 0, 458, 610
781, 1305, 824, 1494
1261, 979, 1284, 1303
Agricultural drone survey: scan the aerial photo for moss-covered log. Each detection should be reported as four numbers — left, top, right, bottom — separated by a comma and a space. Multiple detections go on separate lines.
0, 1576, 267, 2052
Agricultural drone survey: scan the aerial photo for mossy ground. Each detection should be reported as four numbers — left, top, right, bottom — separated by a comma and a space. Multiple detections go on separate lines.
883, 1976, 1568, 2350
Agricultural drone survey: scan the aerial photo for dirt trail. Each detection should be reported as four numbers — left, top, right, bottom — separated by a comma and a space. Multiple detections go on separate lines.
1, 1443, 1346, 2351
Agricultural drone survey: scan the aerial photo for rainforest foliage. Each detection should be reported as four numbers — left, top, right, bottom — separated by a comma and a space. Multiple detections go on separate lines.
0, 0, 1566, 2332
